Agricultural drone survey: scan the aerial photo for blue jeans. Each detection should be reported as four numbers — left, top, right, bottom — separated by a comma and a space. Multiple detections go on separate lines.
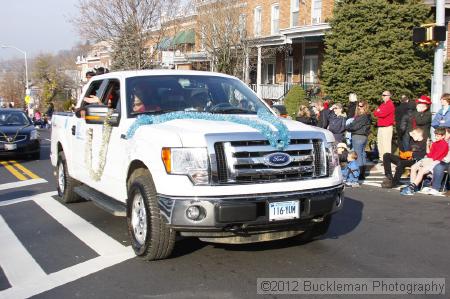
352, 135, 368, 167
431, 162, 450, 191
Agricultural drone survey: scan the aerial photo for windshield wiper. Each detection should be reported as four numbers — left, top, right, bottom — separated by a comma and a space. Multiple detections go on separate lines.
209, 107, 255, 114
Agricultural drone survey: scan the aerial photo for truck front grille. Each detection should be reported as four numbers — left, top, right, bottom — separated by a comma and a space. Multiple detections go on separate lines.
213, 139, 327, 184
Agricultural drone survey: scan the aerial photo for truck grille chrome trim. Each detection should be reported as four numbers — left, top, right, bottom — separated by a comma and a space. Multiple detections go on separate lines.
212, 138, 327, 184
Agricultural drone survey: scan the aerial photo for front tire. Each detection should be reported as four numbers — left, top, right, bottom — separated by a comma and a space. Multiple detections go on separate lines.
56, 151, 82, 203
127, 169, 175, 260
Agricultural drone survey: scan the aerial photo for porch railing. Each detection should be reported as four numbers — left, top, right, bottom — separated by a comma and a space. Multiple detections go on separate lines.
250, 82, 321, 103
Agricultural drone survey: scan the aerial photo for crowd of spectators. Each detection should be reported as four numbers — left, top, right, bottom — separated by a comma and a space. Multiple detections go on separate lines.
294, 91, 450, 196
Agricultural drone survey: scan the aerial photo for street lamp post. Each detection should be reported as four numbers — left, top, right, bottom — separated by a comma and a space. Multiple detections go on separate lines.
1, 44, 29, 98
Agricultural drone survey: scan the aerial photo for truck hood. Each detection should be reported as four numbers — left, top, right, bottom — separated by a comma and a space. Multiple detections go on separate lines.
134, 116, 333, 147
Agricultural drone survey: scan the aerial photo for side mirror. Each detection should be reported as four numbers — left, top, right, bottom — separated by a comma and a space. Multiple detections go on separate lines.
85, 105, 120, 126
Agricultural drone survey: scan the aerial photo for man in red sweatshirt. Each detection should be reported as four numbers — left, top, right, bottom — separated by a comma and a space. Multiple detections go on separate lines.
374, 90, 395, 162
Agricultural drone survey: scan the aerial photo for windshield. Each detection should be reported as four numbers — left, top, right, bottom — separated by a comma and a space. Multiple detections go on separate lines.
0, 111, 30, 126
126, 75, 270, 116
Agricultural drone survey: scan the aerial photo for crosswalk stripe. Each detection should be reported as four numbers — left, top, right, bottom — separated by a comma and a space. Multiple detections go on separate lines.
0, 215, 47, 287
0, 161, 27, 181
0, 178, 48, 192
1, 251, 134, 299
10, 160, 40, 179
34, 195, 129, 256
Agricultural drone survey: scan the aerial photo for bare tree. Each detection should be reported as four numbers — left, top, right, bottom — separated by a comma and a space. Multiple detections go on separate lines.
0, 59, 27, 107
194, 0, 250, 77
72, 0, 184, 70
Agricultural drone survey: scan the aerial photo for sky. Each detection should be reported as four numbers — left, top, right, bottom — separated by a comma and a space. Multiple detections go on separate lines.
0, 0, 80, 61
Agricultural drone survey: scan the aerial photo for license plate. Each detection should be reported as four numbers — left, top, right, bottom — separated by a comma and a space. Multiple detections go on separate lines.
269, 200, 299, 221
4, 143, 17, 151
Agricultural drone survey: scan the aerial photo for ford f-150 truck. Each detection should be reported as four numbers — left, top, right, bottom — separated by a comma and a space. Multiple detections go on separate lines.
50, 70, 344, 260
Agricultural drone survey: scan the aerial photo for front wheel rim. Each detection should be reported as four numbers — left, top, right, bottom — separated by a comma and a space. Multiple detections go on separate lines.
58, 162, 65, 194
131, 192, 147, 246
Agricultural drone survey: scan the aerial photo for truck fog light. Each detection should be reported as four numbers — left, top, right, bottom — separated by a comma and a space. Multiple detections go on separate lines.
335, 195, 342, 207
186, 206, 204, 220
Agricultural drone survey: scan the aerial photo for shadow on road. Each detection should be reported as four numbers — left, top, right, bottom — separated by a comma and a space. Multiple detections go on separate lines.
326, 196, 363, 239
201, 196, 364, 253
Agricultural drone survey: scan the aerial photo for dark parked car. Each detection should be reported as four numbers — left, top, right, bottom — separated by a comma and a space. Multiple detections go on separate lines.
0, 109, 40, 159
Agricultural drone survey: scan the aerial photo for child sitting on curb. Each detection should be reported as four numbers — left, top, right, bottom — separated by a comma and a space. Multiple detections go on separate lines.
400, 127, 449, 196
342, 151, 360, 187
420, 127, 450, 196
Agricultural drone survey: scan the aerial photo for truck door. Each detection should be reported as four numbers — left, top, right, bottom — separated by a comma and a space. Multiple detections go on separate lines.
71, 79, 108, 182
73, 78, 129, 200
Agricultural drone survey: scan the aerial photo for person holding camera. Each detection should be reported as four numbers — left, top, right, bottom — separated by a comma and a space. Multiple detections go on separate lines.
327, 103, 346, 142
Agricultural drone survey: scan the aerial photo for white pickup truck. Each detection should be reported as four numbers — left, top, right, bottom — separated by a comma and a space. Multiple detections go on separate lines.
50, 70, 344, 260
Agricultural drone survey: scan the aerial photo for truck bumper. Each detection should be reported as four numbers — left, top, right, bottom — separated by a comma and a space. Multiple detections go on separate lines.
157, 184, 344, 240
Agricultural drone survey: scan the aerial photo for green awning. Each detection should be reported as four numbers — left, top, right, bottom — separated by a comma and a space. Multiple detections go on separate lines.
173, 29, 195, 45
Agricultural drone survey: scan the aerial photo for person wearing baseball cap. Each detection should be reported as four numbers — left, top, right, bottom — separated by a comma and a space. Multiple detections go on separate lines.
399, 95, 432, 141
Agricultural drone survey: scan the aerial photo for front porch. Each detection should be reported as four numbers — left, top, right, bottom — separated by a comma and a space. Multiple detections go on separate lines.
248, 24, 329, 102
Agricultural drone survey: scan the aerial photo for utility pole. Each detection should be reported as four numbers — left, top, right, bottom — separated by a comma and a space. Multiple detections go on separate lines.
431, 0, 445, 114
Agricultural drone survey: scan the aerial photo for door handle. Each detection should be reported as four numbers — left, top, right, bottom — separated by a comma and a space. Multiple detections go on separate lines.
71, 125, 76, 135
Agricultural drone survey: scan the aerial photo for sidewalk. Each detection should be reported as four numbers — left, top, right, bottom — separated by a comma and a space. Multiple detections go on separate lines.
359, 162, 408, 190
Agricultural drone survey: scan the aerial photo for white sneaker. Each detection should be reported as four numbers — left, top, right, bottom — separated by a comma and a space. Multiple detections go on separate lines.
425, 189, 445, 196
419, 187, 432, 194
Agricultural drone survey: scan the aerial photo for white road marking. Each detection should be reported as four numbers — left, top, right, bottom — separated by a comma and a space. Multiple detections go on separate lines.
0, 191, 56, 207
1, 251, 134, 299
0, 216, 47, 287
0, 192, 135, 299
34, 195, 129, 256
0, 178, 47, 191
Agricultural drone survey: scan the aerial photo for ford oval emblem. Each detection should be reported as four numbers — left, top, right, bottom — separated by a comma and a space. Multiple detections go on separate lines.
264, 152, 292, 167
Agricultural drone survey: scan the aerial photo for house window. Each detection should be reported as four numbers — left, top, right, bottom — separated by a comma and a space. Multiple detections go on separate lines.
200, 26, 206, 50
254, 6, 262, 37
239, 14, 247, 40
291, 0, 299, 27
271, 4, 279, 35
286, 57, 293, 83
263, 60, 275, 84
312, 0, 322, 24
303, 55, 319, 84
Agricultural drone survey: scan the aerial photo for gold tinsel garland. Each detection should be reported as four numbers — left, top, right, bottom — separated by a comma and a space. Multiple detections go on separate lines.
85, 109, 113, 181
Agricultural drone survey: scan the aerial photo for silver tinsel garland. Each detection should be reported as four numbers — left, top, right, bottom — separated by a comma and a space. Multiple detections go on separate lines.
84, 109, 113, 181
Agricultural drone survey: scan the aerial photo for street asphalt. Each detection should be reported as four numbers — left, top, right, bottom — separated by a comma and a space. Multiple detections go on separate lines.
0, 129, 449, 299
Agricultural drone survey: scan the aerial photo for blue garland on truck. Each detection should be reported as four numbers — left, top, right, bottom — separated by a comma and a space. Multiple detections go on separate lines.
126, 109, 291, 150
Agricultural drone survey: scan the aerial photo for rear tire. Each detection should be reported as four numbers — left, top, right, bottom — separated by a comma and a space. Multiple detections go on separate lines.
127, 169, 175, 260
56, 151, 82, 203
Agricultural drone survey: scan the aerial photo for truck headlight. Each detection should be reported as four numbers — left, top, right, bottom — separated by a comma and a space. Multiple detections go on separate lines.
326, 142, 339, 176
161, 147, 210, 185
30, 130, 39, 140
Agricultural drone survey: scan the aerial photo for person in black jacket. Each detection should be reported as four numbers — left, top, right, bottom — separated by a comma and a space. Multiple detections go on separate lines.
314, 99, 331, 129
381, 127, 427, 188
399, 95, 432, 141
296, 105, 315, 125
327, 103, 346, 142
395, 95, 414, 151
345, 100, 371, 180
